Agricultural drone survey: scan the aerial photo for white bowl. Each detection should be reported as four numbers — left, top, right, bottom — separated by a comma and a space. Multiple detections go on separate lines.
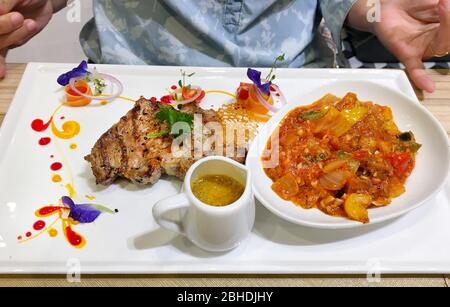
247, 81, 450, 229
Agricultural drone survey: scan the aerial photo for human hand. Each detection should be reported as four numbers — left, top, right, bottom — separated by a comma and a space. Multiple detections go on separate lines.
0, 0, 54, 78
348, 0, 450, 93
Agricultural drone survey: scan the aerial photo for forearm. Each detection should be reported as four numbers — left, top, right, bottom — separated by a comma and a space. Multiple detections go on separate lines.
51, 0, 68, 13
346, 0, 381, 33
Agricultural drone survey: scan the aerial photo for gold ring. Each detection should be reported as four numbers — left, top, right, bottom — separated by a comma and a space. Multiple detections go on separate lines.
434, 51, 449, 58
430, 44, 449, 58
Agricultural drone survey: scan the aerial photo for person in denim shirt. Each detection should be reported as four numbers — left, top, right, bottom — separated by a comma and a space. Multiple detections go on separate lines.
79, 0, 352, 69
1, 0, 450, 93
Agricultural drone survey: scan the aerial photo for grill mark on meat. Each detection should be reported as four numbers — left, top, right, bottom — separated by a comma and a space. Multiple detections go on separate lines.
102, 129, 115, 183
119, 128, 128, 182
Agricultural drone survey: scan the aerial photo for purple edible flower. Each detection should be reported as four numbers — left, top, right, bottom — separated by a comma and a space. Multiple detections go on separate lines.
57, 60, 89, 86
61, 196, 101, 224
247, 68, 271, 96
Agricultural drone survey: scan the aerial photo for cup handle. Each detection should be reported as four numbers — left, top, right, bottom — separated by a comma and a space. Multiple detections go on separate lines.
152, 193, 189, 234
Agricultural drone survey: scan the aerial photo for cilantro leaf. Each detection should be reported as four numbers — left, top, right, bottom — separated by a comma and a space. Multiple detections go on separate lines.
94, 78, 107, 94
154, 106, 194, 137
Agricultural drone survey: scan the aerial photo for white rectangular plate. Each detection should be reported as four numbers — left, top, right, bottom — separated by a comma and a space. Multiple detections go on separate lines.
0, 63, 449, 274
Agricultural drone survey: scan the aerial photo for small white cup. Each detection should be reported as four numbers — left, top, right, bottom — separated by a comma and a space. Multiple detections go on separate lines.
152, 156, 255, 252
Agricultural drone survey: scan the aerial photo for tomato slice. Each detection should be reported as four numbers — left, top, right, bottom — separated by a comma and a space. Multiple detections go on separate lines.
384, 152, 413, 177
238, 87, 249, 100
160, 95, 172, 104
195, 90, 206, 103
182, 87, 198, 100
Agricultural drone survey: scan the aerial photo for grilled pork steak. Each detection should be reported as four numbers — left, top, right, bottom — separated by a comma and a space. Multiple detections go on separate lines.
85, 98, 246, 185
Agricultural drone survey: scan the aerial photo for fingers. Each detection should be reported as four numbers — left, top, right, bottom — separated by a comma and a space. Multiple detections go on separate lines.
0, 12, 23, 35
0, 0, 21, 15
433, 0, 450, 54
404, 58, 435, 93
412, 5, 440, 23
0, 49, 7, 79
0, 18, 36, 50
15, 0, 48, 11
9, 27, 33, 47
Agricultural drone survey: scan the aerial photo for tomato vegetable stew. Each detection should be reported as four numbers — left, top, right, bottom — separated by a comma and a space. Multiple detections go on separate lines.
263, 93, 421, 223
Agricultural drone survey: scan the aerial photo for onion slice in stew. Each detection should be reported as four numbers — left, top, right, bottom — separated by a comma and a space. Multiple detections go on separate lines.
318, 170, 351, 191
69, 73, 123, 101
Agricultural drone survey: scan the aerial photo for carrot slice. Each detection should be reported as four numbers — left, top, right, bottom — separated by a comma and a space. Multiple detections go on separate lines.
64, 79, 93, 107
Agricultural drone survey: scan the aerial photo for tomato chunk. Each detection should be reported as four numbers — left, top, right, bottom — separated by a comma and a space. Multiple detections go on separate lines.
384, 152, 413, 178
352, 151, 368, 160
238, 87, 249, 100
182, 87, 198, 100
195, 90, 206, 103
